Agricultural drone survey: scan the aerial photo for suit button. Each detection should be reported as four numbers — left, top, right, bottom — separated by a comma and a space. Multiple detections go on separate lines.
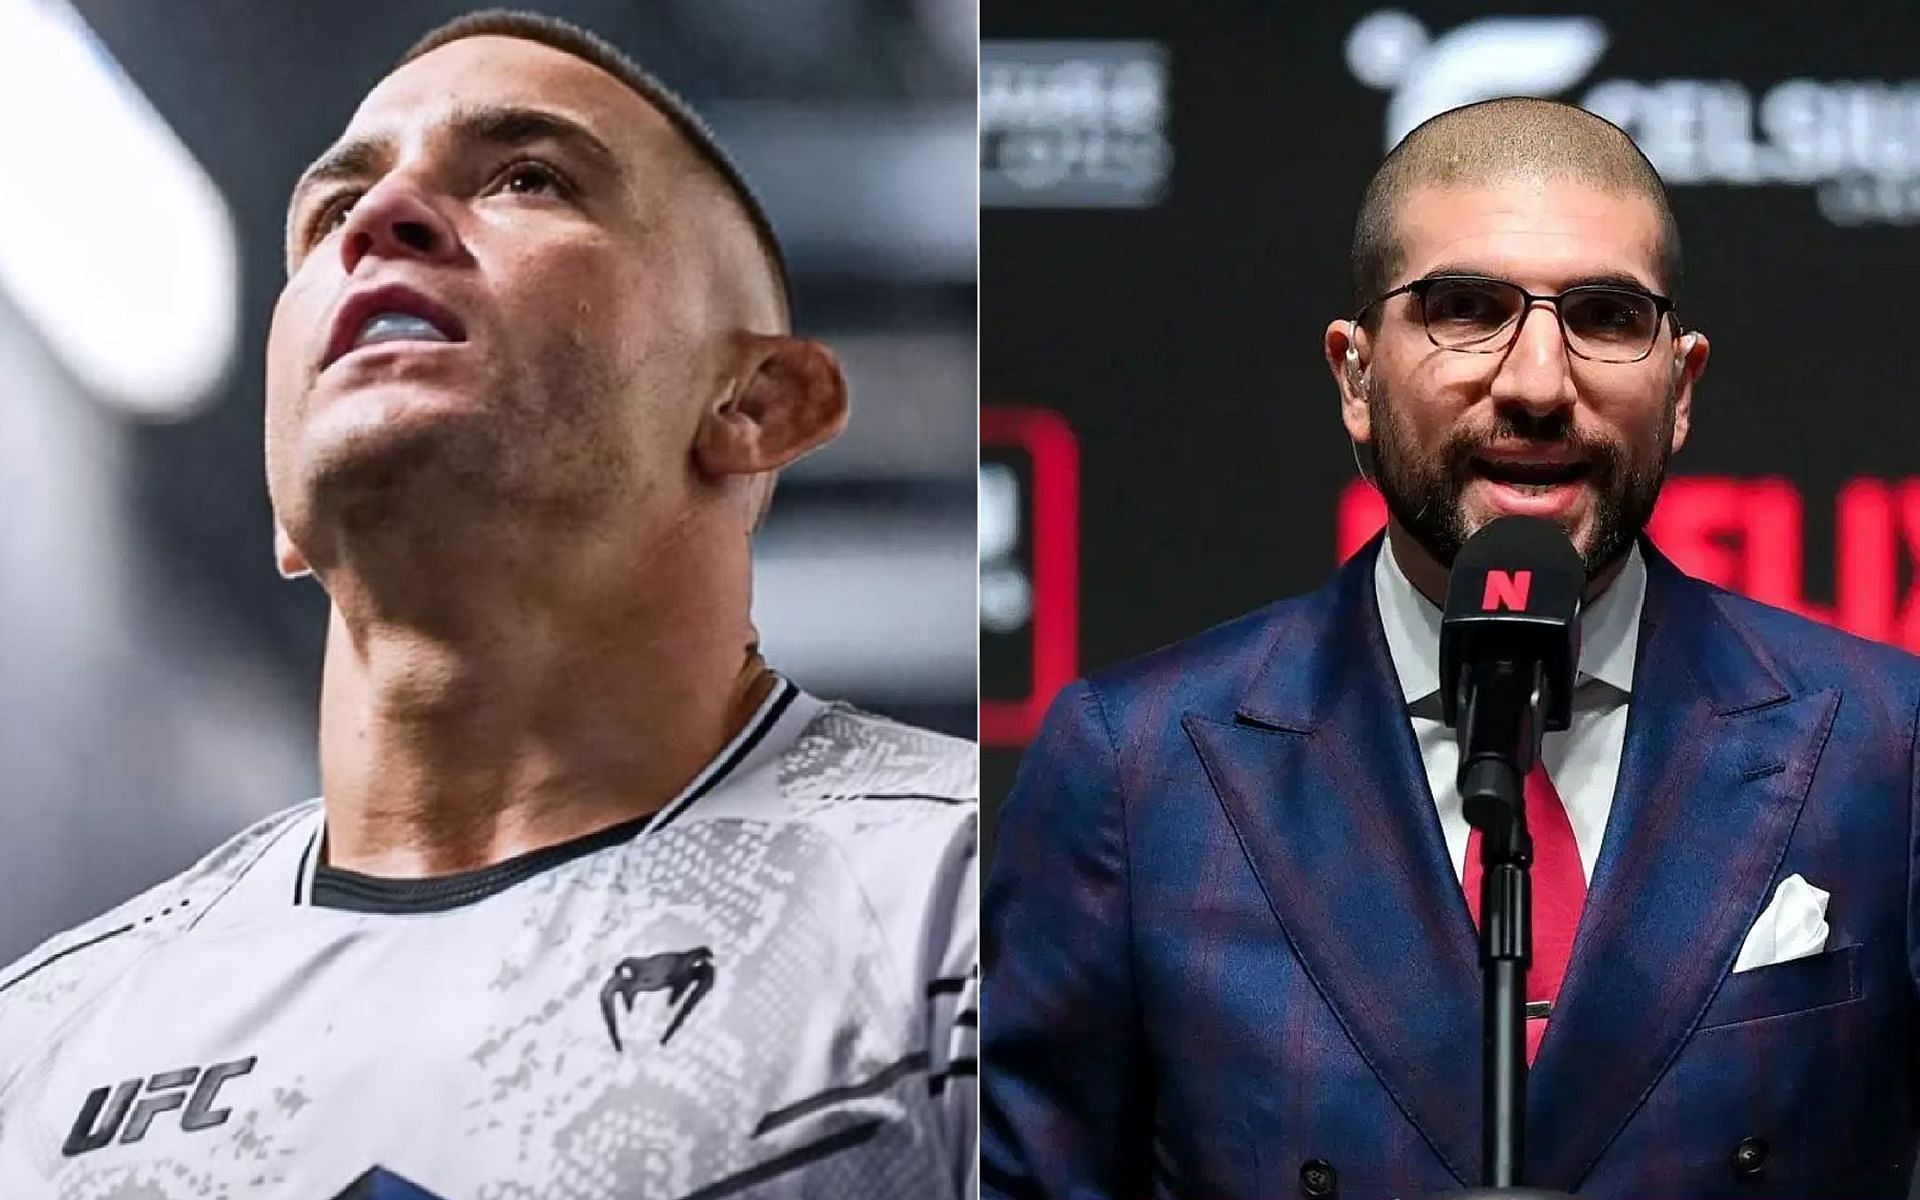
1300, 1158, 1337, 1197
1732, 1136, 1768, 1178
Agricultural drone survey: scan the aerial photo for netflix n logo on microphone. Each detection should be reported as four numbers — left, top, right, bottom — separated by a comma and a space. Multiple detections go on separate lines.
1337, 476, 1920, 654
1483, 570, 1534, 613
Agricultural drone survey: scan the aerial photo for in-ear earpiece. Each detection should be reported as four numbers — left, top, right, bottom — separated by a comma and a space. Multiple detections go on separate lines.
1672, 332, 1695, 375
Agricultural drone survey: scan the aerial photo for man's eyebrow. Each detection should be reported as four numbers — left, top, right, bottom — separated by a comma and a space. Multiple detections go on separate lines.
1420, 264, 1660, 294
290, 137, 390, 212
288, 104, 622, 212
454, 104, 623, 177
1561, 270, 1662, 295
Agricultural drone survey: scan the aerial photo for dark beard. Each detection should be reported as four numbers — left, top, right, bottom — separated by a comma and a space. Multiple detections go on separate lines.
1364, 378, 1674, 580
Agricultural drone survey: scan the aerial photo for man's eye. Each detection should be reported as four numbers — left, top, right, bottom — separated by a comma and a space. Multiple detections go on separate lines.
493, 161, 568, 197
306, 192, 361, 244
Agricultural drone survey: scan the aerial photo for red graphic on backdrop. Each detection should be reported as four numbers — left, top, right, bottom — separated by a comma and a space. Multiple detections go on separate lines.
985, 468, 1920, 749
1337, 478, 1920, 652
1483, 570, 1533, 612
981, 406, 1079, 746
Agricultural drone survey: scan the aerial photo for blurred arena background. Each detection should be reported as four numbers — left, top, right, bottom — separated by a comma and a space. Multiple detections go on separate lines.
981, 1, 1920, 841
0, 0, 977, 963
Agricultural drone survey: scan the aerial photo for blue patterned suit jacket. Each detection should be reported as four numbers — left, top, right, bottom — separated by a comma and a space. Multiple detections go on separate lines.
983, 535, 1920, 1199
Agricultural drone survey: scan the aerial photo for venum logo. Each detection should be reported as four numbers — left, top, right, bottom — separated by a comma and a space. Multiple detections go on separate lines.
1348, 9, 1920, 226
598, 947, 716, 1051
62, 1056, 256, 1157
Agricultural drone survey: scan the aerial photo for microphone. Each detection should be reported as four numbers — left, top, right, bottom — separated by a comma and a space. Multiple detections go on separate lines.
1438, 516, 1585, 1193
1439, 516, 1583, 830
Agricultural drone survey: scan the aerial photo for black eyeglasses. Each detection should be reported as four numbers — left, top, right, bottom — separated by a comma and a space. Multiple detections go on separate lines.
1355, 275, 1678, 363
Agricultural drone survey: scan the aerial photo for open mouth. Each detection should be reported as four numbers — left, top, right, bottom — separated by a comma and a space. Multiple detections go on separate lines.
322, 283, 468, 371
352, 312, 452, 351
1470, 457, 1591, 492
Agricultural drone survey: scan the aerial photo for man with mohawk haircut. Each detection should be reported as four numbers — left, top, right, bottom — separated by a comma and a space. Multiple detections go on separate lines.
985, 96, 1920, 1198
0, 11, 975, 1198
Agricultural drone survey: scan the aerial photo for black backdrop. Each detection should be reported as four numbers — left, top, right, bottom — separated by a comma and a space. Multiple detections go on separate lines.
981, 0, 1920, 830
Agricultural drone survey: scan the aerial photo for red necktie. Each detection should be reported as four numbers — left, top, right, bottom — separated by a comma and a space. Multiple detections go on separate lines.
1462, 761, 1586, 1065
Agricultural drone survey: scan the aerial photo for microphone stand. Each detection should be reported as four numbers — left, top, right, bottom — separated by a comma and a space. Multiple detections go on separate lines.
1464, 751, 1531, 1187
1436, 658, 1574, 1199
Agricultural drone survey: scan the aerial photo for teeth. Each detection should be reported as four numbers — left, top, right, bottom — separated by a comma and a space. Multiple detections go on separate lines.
353, 311, 447, 350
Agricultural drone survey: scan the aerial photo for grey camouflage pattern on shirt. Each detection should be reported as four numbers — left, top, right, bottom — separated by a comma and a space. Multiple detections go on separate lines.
0, 688, 977, 1200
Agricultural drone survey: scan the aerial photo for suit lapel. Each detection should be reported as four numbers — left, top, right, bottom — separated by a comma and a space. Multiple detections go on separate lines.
1525, 544, 1839, 1189
1187, 537, 1484, 1186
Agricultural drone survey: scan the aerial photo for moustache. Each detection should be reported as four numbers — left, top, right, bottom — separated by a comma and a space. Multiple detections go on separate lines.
1438, 420, 1625, 484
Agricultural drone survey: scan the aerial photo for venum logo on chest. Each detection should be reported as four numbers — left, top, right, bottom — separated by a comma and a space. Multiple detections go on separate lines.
61, 1056, 256, 1157
598, 947, 716, 1051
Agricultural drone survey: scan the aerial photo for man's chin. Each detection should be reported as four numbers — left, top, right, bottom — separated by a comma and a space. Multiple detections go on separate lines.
295, 396, 506, 517
308, 372, 501, 449
1456, 500, 1646, 586
1382, 469, 1622, 578
309, 367, 489, 424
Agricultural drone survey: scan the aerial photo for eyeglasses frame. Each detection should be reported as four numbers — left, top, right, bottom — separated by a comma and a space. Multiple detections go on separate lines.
1352, 274, 1681, 364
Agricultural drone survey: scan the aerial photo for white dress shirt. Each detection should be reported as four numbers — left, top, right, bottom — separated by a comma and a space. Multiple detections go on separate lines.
1373, 537, 1647, 884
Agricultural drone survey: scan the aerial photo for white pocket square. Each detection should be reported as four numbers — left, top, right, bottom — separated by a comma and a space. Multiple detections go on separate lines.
1732, 873, 1829, 973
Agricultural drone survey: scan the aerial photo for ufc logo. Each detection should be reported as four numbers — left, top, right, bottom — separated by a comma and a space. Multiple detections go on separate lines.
62, 1056, 256, 1157
1482, 570, 1533, 612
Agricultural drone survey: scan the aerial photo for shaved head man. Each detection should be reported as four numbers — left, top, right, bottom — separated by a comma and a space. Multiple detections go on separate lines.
267, 16, 832, 876
1332, 97, 1702, 599
0, 13, 976, 1198
985, 96, 1920, 1197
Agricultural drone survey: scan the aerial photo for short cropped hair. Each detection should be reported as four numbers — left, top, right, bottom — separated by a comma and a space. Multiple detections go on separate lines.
403, 9, 793, 326
1350, 97, 1682, 322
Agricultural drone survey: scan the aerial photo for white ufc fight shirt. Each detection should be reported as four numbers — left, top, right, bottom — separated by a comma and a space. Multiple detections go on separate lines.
0, 678, 978, 1200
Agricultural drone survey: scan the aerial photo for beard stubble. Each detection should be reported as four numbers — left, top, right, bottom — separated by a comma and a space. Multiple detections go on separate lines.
1362, 373, 1677, 579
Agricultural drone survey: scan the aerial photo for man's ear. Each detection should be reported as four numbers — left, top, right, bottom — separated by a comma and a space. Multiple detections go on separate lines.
1324, 318, 1372, 445
1669, 329, 1710, 455
274, 524, 312, 580
694, 334, 849, 480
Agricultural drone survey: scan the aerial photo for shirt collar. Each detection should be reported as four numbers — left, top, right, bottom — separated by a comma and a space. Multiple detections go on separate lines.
1373, 533, 1645, 708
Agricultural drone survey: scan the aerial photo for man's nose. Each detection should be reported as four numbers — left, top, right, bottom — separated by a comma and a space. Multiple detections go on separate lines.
337, 175, 459, 275
1488, 301, 1575, 419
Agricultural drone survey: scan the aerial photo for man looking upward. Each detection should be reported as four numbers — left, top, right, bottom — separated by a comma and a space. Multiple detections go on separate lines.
0, 12, 976, 1198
